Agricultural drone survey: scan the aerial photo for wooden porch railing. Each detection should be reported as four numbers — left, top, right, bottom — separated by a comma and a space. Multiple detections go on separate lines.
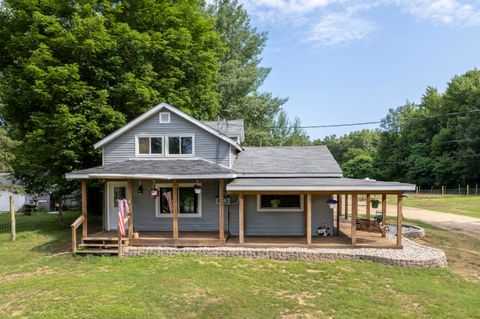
118, 216, 130, 257
71, 215, 85, 253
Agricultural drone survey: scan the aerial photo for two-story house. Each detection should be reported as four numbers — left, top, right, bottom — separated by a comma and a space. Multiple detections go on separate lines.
67, 103, 415, 255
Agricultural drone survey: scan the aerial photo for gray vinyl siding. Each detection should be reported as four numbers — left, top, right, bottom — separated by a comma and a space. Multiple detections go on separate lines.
131, 179, 225, 232
111, 178, 333, 235
311, 195, 334, 236
228, 194, 333, 236
103, 112, 231, 167
229, 146, 237, 168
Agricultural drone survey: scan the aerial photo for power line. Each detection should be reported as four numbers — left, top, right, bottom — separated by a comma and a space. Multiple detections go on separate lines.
219, 108, 480, 130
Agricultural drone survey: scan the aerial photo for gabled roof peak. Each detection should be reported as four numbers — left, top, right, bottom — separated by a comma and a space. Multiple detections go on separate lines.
93, 103, 243, 151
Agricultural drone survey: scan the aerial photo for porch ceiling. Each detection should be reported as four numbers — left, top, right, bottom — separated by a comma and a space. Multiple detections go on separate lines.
66, 159, 236, 180
226, 177, 416, 193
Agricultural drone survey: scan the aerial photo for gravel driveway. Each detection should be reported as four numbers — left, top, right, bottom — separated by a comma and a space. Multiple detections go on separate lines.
388, 205, 480, 239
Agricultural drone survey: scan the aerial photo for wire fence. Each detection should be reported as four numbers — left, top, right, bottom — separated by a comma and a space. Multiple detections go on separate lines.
0, 210, 81, 241
414, 185, 480, 196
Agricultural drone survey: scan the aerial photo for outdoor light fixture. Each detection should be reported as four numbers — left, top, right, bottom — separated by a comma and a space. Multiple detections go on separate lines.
326, 199, 338, 209
194, 184, 202, 194
137, 181, 143, 195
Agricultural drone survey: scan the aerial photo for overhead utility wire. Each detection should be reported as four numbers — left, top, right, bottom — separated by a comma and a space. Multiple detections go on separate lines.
219, 108, 480, 130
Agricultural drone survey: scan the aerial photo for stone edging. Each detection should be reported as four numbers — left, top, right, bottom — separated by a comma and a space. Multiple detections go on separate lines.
124, 237, 447, 269
388, 224, 426, 239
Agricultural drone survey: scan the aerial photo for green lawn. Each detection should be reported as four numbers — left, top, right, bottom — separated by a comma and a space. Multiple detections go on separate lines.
0, 213, 480, 317
403, 195, 480, 218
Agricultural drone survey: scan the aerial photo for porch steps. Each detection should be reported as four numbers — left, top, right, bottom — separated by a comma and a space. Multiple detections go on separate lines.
76, 249, 119, 255
78, 243, 118, 248
75, 237, 128, 255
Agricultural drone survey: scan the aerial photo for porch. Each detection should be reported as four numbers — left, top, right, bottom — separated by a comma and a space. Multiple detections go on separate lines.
81, 216, 397, 250
70, 177, 413, 256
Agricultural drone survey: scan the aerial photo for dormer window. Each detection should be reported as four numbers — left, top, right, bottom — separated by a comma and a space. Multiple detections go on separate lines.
159, 112, 170, 123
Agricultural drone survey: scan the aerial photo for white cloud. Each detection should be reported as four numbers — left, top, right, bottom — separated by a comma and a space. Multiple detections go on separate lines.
241, 0, 334, 13
395, 0, 480, 26
307, 11, 375, 45
238, 0, 480, 46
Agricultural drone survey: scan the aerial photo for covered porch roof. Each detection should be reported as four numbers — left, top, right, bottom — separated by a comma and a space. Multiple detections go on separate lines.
66, 159, 236, 180
226, 177, 416, 193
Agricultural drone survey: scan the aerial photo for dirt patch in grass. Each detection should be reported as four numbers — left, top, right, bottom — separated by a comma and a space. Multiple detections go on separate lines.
0, 267, 57, 282
403, 195, 480, 218
408, 220, 480, 282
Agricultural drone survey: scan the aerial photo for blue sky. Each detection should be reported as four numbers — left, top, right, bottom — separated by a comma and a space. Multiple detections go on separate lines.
238, 0, 480, 140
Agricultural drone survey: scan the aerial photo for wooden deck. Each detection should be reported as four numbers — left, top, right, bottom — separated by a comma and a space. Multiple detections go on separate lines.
85, 218, 398, 249
87, 231, 227, 247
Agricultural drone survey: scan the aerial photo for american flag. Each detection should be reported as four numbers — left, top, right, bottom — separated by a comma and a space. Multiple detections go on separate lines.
118, 199, 126, 236
163, 191, 173, 214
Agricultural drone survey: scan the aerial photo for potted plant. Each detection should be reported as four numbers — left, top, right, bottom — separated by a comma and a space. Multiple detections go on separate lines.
326, 199, 338, 209
270, 199, 280, 208
371, 198, 380, 208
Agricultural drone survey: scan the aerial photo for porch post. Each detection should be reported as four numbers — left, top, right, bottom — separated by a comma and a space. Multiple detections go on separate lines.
172, 180, 179, 239
366, 194, 371, 220
218, 179, 225, 241
239, 193, 244, 244
344, 194, 348, 219
306, 194, 312, 244
381, 194, 387, 238
351, 194, 358, 245
336, 193, 342, 236
397, 194, 403, 246
127, 180, 133, 239
81, 180, 87, 238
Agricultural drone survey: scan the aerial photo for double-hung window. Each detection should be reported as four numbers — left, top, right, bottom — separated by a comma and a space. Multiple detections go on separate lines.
136, 136, 163, 156
166, 135, 194, 156
156, 183, 202, 217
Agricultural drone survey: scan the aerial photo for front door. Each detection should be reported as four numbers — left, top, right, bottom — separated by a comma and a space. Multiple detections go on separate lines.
107, 182, 127, 231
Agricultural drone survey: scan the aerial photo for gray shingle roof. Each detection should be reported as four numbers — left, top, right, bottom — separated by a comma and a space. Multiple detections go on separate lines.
203, 119, 245, 143
233, 146, 342, 176
227, 177, 416, 192
66, 159, 235, 179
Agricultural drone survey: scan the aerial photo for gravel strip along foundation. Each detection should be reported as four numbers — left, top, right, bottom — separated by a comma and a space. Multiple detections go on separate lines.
124, 236, 447, 268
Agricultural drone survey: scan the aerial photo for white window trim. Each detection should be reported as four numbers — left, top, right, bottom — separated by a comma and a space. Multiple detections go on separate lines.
155, 183, 202, 218
256, 194, 304, 212
165, 134, 195, 157
135, 134, 165, 157
159, 112, 171, 123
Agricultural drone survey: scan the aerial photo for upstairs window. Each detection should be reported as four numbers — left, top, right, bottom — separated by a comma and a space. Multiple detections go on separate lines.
136, 136, 163, 156
167, 135, 194, 156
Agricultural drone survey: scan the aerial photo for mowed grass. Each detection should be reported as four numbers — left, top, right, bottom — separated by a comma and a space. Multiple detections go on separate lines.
0, 214, 480, 317
402, 195, 480, 218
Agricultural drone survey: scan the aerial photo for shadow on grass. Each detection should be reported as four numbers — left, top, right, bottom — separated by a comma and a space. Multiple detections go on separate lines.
0, 211, 103, 255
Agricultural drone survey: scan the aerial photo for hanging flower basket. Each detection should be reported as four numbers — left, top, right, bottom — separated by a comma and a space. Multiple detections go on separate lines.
150, 188, 159, 198
371, 199, 380, 208
194, 184, 202, 194
326, 199, 338, 209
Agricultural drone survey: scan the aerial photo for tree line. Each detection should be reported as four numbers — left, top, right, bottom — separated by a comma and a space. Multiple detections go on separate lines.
0, 0, 309, 202
1, 0, 478, 201
314, 70, 480, 187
